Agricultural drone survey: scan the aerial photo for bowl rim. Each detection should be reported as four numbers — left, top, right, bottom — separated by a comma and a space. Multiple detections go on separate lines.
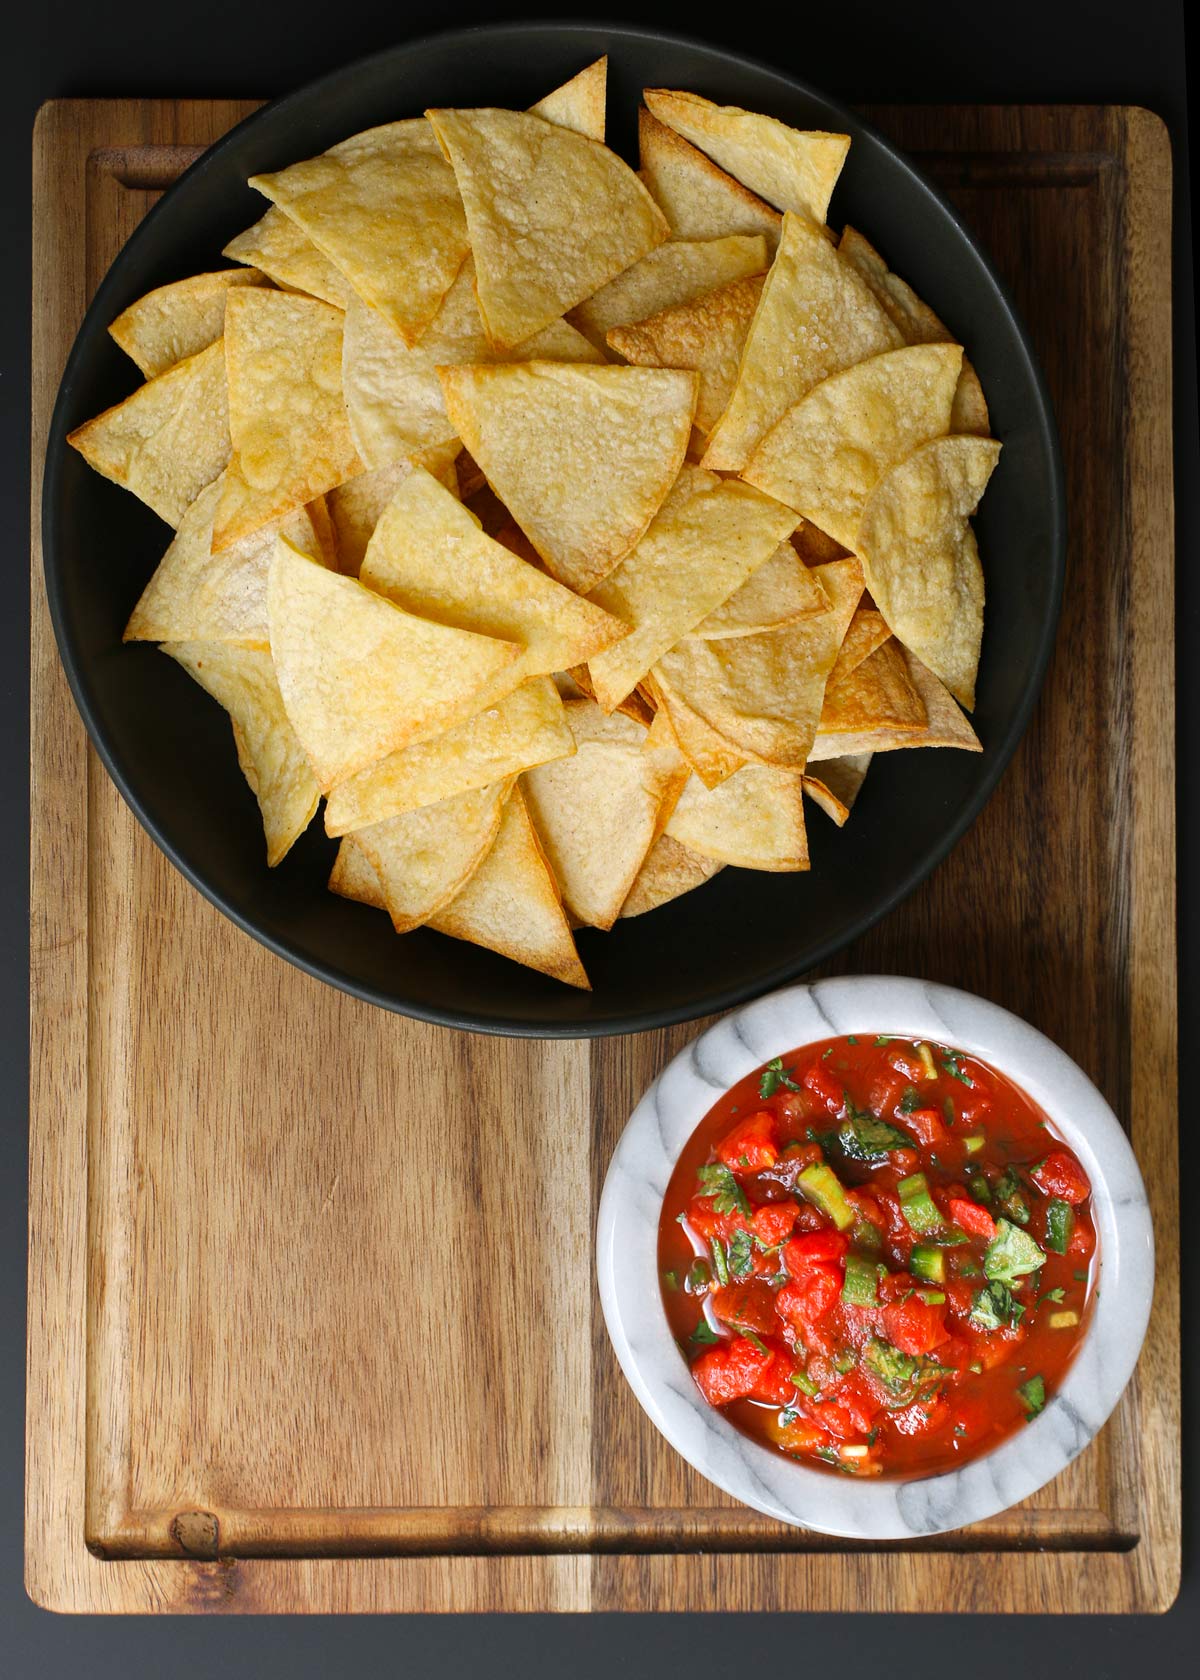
41, 22, 1066, 1038
596, 975, 1154, 1537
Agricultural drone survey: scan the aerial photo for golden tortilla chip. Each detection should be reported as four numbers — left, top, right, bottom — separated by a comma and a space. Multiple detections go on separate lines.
324, 676, 573, 834
267, 535, 521, 789
638, 107, 781, 247
819, 636, 927, 735
586, 465, 799, 711
521, 699, 687, 929
665, 765, 809, 871
124, 473, 327, 647
856, 435, 1001, 710
702, 213, 904, 472
438, 362, 697, 593
428, 786, 590, 989
809, 647, 981, 760
825, 605, 893, 687
223, 206, 350, 307
802, 753, 872, 825
214, 290, 362, 551
165, 641, 319, 866
566, 663, 656, 727
644, 673, 745, 788
327, 446, 461, 576
690, 538, 827, 639
355, 779, 511, 933
109, 269, 268, 379
249, 119, 469, 347
620, 832, 724, 917
66, 339, 230, 529
838, 226, 990, 437
342, 259, 602, 467
606, 273, 764, 433
643, 90, 849, 224
529, 56, 607, 140
793, 519, 852, 566
425, 106, 670, 350
743, 343, 963, 547
304, 493, 338, 569
570, 235, 768, 348
329, 835, 387, 909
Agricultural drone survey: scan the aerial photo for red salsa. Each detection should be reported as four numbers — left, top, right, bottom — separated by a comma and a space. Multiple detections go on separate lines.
658, 1035, 1096, 1478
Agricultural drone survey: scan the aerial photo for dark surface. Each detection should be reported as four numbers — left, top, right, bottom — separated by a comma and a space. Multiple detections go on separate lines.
7, 0, 1195, 1670
43, 25, 1064, 1036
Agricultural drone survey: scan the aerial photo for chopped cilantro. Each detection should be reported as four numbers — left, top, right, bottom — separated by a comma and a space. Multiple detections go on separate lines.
710, 1236, 730, 1287
847, 1035, 859, 1045
822, 1046, 834, 1060
689, 1319, 719, 1346
873, 1036, 891, 1047
662, 1270, 678, 1291
686, 1259, 711, 1293
727, 1228, 754, 1280
838, 1100, 913, 1162
779, 1405, 801, 1428
899, 1086, 921, 1114
740, 1330, 769, 1356
954, 1423, 968, 1437
1037, 1287, 1066, 1306
866, 1427, 879, 1447
940, 1049, 974, 1086
1073, 1269, 1089, 1282
696, 1162, 750, 1218
1018, 1374, 1046, 1418
983, 1219, 1046, 1286
759, 1057, 802, 1098
790, 1369, 819, 1397
969, 1279, 1025, 1331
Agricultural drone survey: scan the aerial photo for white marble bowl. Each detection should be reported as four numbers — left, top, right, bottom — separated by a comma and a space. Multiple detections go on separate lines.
597, 976, 1154, 1539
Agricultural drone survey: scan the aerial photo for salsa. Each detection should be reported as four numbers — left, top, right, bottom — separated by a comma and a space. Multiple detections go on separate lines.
658, 1034, 1096, 1479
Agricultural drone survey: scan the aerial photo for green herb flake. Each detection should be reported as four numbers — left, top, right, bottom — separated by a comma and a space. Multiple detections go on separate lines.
838, 1102, 913, 1162
686, 1259, 711, 1293
759, 1057, 802, 1099
983, 1219, 1046, 1286
1018, 1374, 1046, 1418
696, 1162, 751, 1218
662, 1270, 678, 1291
847, 1035, 859, 1045
740, 1330, 769, 1356
689, 1319, 719, 1346
727, 1228, 755, 1280
866, 1427, 879, 1447
954, 1423, 968, 1438
779, 1405, 801, 1428
1037, 1287, 1066, 1306
822, 1046, 834, 1060
710, 1236, 730, 1288
940, 1050, 974, 1086
969, 1279, 1025, 1331
790, 1369, 819, 1397
899, 1086, 921, 1114
1073, 1269, 1089, 1282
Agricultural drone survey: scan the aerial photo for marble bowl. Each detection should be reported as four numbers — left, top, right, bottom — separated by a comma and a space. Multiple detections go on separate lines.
596, 976, 1154, 1539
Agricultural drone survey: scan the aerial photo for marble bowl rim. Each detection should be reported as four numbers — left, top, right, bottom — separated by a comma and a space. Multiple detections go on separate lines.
595, 975, 1154, 1539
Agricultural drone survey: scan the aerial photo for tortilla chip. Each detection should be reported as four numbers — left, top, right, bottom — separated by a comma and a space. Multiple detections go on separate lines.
108, 269, 268, 379
428, 786, 589, 989
223, 206, 350, 307
665, 765, 809, 871
324, 676, 573, 834
355, 779, 511, 933
643, 90, 850, 224
690, 538, 827, 639
304, 493, 338, 569
342, 259, 602, 468
124, 473, 327, 647
329, 835, 388, 909
793, 519, 852, 566
438, 362, 697, 593
838, 226, 990, 437
645, 672, 745, 787
742, 343, 963, 547
570, 235, 768, 348
819, 636, 927, 735
213, 290, 362, 551
566, 663, 656, 728
825, 606, 894, 688
620, 832, 724, 916
702, 213, 904, 472
521, 699, 687, 929
66, 339, 230, 529
638, 107, 782, 247
606, 272, 764, 433
249, 119, 469, 347
802, 753, 872, 825
809, 647, 982, 760
529, 57, 607, 141
425, 106, 670, 350
586, 465, 799, 711
359, 467, 627, 693
856, 435, 1001, 710
267, 535, 521, 789
164, 641, 319, 866
327, 446, 461, 576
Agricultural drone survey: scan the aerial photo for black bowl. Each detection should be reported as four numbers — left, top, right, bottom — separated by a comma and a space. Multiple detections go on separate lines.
43, 22, 1064, 1038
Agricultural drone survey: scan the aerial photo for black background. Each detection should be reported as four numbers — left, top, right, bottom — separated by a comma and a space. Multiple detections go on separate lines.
6, 1, 1195, 1670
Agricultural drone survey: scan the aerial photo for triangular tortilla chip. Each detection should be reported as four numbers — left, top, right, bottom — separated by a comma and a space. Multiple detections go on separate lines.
529, 57, 607, 141
355, 779, 512, 933
644, 672, 746, 788
586, 465, 799, 712
819, 636, 928, 735
809, 648, 981, 760
638, 107, 782, 247
665, 765, 809, 871
267, 535, 521, 788
213, 290, 362, 551
607, 272, 764, 433
620, 832, 724, 917
690, 538, 827, 639
164, 641, 319, 866
342, 259, 602, 467
428, 786, 589, 989
249, 119, 469, 346
570, 235, 768, 347
66, 339, 230, 528
359, 467, 627, 690
793, 519, 852, 566
109, 270, 267, 379
325, 677, 574, 835
437, 362, 697, 593
838, 226, 990, 437
824, 606, 893, 688
802, 753, 872, 825
223, 206, 350, 307
856, 435, 1001, 710
521, 699, 687, 929
425, 106, 670, 349
124, 473, 327, 647
304, 493, 338, 569
565, 662, 656, 728
743, 344, 963, 547
643, 90, 849, 224
702, 213, 903, 472
327, 446, 461, 577
329, 835, 388, 909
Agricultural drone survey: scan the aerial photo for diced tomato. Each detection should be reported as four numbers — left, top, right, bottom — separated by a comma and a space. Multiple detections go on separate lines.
752, 1200, 800, 1246
843, 1187, 886, 1230
954, 1080, 993, 1125
893, 1148, 920, 1176
685, 1195, 750, 1243
876, 1268, 915, 1304
889, 1394, 950, 1437
937, 1334, 972, 1371
1068, 1215, 1096, 1259
964, 1324, 1027, 1370
806, 1397, 862, 1440
828, 1368, 881, 1433
902, 1107, 949, 1147
751, 1348, 798, 1405
871, 1189, 909, 1242
801, 1061, 845, 1114
1032, 1151, 1091, 1205
947, 1196, 997, 1240
944, 1280, 978, 1318
783, 1229, 849, 1273
691, 1335, 770, 1406
793, 1202, 828, 1232
776, 1265, 842, 1330
716, 1111, 779, 1175
869, 1069, 908, 1115
711, 1279, 777, 1337
883, 1295, 949, 1356
888, 1047, 926, 1081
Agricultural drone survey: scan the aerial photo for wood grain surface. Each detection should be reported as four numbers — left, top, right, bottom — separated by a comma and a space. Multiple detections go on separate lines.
28, 100, 1178, 1614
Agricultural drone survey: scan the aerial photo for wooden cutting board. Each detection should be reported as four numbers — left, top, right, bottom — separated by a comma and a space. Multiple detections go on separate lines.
28, 99, 1178, 1614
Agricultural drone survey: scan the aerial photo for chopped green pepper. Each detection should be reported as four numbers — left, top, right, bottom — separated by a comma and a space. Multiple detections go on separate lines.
910, 1244, 947, 1285
897, 1171, 943, 1235
798, 1162, 855, 1231
1045, 1198, 1075, 1254
994, 1167, 1030, 1226
842, 1252, 878, 1307
964, 1135, 986, 1157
